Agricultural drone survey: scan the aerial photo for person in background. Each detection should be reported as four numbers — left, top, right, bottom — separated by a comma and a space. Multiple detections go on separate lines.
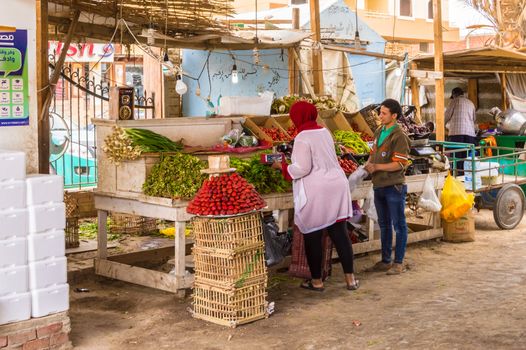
445, 87, 477, 174
273, 101, 359, 291
364, 99, 411, 275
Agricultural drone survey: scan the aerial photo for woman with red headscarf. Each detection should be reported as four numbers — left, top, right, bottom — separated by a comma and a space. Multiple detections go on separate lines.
274, 101, 358, 291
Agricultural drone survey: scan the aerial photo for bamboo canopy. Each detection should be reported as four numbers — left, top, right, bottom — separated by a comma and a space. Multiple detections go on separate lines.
49, 0, 235, 42
413, 46, 526, 75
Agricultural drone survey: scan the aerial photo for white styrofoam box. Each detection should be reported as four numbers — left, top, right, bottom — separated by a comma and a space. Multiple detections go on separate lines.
29, 256, 67, 290
0, 292, 31, 325
0, 150, 25, 182
28, 202, 66, 234
0, 265, 28, 296
0, 208, 28, 240
0, 237, 27, 268
0, 180, 25, 210
26, 174, 64, 206
28, 230, 65, 262
31, 283, 69, 318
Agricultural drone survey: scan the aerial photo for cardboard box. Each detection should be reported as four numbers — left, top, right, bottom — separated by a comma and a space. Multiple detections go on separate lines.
442, 211, 475, 242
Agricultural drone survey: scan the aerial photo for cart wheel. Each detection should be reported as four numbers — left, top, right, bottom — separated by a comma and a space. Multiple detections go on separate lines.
493, 184, 526, 230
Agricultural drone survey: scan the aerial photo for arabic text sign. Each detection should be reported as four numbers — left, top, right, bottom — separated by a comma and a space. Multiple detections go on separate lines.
0, 48, 22, 77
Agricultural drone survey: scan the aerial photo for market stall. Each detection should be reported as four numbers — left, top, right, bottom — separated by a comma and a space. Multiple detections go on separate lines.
92, 115, 446, 296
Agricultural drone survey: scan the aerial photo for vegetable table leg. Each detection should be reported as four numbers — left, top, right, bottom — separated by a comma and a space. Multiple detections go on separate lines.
174, 221, 187, 294
97, 210, 108, 259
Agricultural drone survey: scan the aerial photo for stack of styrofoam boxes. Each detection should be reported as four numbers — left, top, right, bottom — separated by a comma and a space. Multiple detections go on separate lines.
0, 150, 31, 325
26, 173, 69, 318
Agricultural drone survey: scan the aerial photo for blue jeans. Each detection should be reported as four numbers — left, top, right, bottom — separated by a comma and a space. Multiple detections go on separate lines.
374, 185, 408, 264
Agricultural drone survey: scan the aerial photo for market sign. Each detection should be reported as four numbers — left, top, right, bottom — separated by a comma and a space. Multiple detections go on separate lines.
0, 29, 29, 127
48, 42, 115, 63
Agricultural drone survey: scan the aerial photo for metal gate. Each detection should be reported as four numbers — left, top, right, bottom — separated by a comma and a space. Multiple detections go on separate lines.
48, 61, 155, 189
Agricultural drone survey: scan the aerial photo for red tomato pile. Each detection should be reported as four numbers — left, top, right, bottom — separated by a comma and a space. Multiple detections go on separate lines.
187, 172, 266, 216
351, 123, 374, 142
339, 158, 359, 175
287, 125, 298, 138
262, 127, 290, 142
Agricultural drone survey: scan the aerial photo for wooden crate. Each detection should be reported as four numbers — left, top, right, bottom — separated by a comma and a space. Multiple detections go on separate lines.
192, 212, 264, 252
272, 114, 294, 131
343, 111, 376, 138
192, 281, 268, 328
243, 116, 291, 143
318, 109, 353, 132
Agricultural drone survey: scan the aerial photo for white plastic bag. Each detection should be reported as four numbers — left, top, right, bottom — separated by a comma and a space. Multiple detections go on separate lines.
418, 175, 442, 212
362, 188, 378, 222
348, 166, 369, 192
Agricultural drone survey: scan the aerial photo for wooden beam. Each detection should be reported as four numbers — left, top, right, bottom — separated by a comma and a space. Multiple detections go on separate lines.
292, 48, 317, 99
292, 7, 300, 30
309, 0, 324, 95
500, 73, 508, 110
467, 79, 478, 109
410, 66, 422, 124
289, 8, 300, 95
433, 0, 445, 141
37, 0, 49, 173
324, 44, 404, 61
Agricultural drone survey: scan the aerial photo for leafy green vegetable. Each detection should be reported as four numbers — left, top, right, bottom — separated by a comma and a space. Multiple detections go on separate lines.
124, 128, 183, 153
231, 155, 291, 194
142, 153, 206, 199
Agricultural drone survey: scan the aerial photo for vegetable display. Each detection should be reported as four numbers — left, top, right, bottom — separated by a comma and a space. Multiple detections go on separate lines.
271, 95, 348, 115
103, 126, 183, 165
262, 127, 291, 142
339, 158, 359, 175
187, 172, 266, 216
287, 125, 298, 138
142, 154, 206, 200
230, 156, 291, 194
350, 123, 374, 142
398, 107, 430, 136
334, 130, 371, 154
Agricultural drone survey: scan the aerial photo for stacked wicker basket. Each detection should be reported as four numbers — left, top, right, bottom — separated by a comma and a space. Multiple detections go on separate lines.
190, 156, 268, 328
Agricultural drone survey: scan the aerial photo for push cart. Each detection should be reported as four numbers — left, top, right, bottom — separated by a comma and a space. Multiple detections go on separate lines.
433, 141, 526, 230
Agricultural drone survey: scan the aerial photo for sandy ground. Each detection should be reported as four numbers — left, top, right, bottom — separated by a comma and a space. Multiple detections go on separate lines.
68, 210, 526, 350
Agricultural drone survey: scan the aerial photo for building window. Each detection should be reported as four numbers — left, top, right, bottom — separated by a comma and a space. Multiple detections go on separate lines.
400, 0, 412, 17
419, 42, 430, 53
428, 0, 433, 19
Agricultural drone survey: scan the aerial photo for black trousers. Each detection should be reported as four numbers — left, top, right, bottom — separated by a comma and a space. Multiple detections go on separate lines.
302, 221, 354, 280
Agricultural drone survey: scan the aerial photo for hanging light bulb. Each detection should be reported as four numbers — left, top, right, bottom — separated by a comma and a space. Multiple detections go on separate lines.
175, 74, 188, 95
262, 64, 270, 73
231, 64, 239, 84
195, 83, 201, 97
163, 51, 173, 69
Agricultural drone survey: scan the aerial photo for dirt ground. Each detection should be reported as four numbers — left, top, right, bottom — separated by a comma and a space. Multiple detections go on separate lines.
68, 210, 526, 350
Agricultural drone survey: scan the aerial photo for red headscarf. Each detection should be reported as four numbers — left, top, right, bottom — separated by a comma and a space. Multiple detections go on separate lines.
290, 101, 322, 134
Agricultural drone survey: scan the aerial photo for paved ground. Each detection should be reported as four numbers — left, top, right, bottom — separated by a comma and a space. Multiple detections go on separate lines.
68, 210, 526, 349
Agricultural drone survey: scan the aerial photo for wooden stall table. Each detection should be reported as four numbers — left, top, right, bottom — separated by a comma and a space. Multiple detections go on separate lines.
93, 172, 446, 296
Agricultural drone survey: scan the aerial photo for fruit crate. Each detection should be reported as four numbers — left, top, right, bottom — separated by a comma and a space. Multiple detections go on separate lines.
243, 116, 291, 143
318, 109, 353, 132
344, 111, 377, 137
192, 281, 268, 328
191, 212, 265, 252
193, 245, 267, 289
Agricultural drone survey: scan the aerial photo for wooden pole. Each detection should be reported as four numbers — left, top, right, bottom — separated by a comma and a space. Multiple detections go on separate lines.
500, 73, 508, 110
289, 8, 300, 95
293, 48, 317, 99
433, 0, 445, 141
468, 78, 478, 109
37, 0, 50, 174
410, 78, 422, 124
309, 0, 324, 95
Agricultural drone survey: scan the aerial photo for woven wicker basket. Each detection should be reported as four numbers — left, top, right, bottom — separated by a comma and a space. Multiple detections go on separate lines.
193, 245, 266, 290
64, 192, 80, 249
192, 212, 264, 253
289, 225, 333, 281
193, 281, 268, 328
109, 212, 158, 235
